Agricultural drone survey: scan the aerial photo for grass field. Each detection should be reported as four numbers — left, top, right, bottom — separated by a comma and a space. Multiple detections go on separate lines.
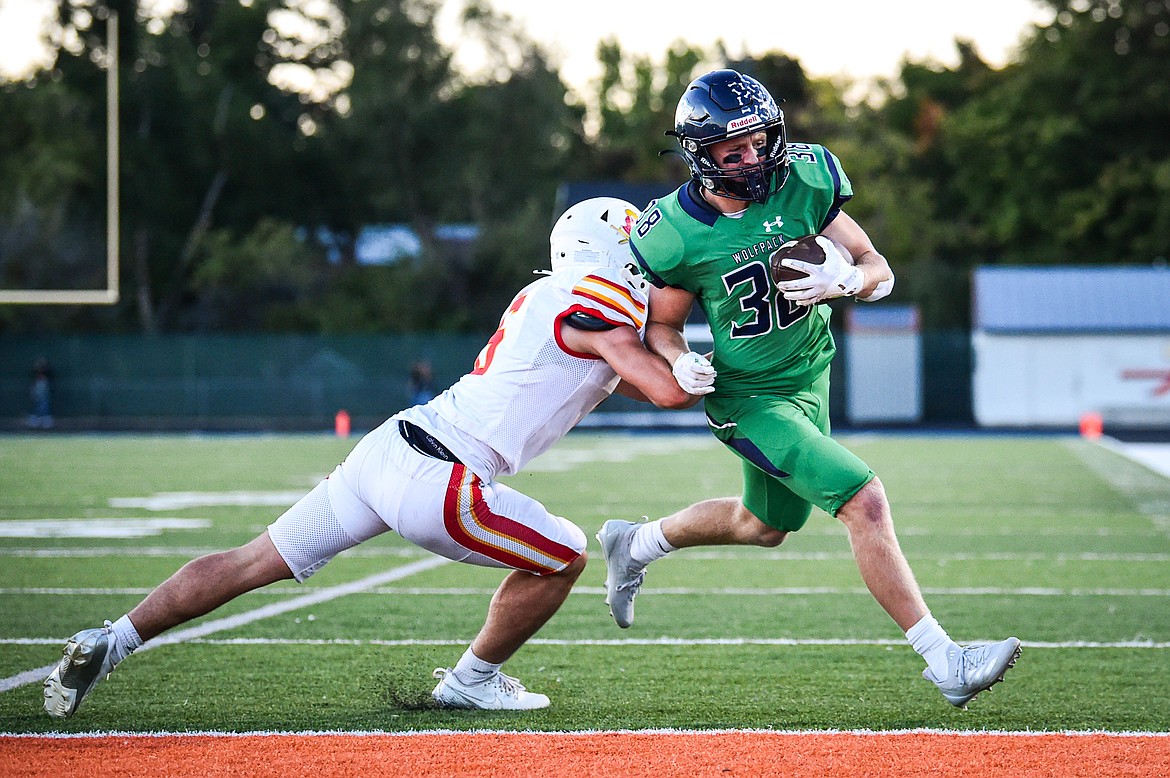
1, 430, 1168, 739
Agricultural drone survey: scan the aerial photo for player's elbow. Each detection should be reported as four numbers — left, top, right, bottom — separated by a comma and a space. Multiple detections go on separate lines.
651, 386, 702, 410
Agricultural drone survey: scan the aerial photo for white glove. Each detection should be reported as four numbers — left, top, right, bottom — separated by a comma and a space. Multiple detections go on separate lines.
776, 236, 864, 307
672, 351, 716, 395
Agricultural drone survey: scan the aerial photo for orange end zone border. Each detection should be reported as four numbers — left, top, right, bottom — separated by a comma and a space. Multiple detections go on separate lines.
3, 731, 1168, 777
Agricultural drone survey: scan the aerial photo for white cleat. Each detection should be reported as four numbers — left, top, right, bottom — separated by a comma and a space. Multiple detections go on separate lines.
431, 668, 550, 710
924, 637, 1022, 708
43, 621, 120, 718
596, 519, 646, 629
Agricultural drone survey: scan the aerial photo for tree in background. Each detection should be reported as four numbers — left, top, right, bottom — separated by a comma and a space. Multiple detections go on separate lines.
942, 0, 1170, 266
588, 39, 701, 181
293, 0, 587, 333
0, 0, 589, 335
0, 0, 337, 332
0, 66, 105, 297
2, 0, 1168, 336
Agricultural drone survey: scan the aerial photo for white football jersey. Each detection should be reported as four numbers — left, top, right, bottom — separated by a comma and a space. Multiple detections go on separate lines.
398, 264, 649, 479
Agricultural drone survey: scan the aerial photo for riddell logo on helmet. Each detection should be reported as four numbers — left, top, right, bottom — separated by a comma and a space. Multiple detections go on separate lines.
727, 115, 761, 132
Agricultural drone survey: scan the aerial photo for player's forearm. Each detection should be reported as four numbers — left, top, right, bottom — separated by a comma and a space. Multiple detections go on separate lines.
613, 347, 698, 410
616, 375, 700, 409
645, 321, 690, 365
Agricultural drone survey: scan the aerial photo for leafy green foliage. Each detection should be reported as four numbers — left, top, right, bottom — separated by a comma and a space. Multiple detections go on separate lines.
937, 1, 1170, 265
1, 1, 1168, 335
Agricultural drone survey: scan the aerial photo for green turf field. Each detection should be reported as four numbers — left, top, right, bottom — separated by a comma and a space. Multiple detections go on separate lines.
1, 431, 1167, 733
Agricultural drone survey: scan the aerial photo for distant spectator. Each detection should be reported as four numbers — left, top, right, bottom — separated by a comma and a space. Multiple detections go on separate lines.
408, 360, 436, 405
26, 358, 54, 430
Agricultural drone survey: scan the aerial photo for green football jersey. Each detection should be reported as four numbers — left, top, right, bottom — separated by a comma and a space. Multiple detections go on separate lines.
631, 143, 853, 397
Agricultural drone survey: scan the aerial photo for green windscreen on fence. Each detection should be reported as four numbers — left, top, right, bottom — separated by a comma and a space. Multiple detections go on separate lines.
1, 332, 973, 431
0, 334, 485, 430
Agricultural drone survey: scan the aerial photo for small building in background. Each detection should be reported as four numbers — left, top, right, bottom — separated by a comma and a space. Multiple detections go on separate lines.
314, 223, 481, 265
845, 305, 923, 425
972, 266, 1170, 429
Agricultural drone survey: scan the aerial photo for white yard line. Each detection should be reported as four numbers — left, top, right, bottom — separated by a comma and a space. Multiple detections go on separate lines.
0, 556, 449, 694
6, 548, 1167, 561
0, 546, 428, 558
676, 551, 1170, 561
4, 585, 1170, 598
6, 636, 1166, 650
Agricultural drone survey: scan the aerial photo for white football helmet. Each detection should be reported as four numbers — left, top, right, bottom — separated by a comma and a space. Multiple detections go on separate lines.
549, 197, 641, 272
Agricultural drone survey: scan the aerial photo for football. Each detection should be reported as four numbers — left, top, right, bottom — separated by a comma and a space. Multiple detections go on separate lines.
769, 234, 852, 284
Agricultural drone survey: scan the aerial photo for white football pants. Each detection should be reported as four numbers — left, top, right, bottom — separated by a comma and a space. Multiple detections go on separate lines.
267, 418, 586, 581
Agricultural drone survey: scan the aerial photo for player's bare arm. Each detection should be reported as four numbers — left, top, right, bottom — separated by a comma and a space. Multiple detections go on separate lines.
821, 211, 894, 300
558, 321, 699, 409
644, 284, 697, 365
640, 285, 716, 395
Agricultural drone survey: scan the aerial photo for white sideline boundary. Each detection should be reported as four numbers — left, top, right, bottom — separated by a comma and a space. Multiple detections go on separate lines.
1102, 439, 1170, 480
4, 585, 1169, 597
67, 636, 1170, 649
2, 727, 1168, 738
7, 636, 1167, 649
0, 557, 449, 694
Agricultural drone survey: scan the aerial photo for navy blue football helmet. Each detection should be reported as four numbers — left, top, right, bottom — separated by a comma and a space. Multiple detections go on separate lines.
670, 69, 789, 204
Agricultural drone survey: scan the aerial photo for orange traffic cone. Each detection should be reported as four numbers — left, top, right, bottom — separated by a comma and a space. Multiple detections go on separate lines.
1079, 411, 1103, 440
335, 409, 351, 439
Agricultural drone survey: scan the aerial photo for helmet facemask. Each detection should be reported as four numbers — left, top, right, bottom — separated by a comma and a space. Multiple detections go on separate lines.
688, 122, 788, 204
671, 69, 791, 205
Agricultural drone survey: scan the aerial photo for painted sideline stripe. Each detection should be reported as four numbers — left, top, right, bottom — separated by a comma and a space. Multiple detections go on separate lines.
2, 524, 1162, 538
170, 637, 1170, 649
681, 551, 1170, 561
6, 637, 1166, 649
0, 546, 428, 558
3, 547, 1167, 562
1101, 438, 1170, 480
5, 585, 1169, 597
1, 727, 1167, 738
0, 556, 450, 694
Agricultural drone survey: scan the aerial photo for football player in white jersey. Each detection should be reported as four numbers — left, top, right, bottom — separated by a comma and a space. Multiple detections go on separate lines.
43, 197, 717, 716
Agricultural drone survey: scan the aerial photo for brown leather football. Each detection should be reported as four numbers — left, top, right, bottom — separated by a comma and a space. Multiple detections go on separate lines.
769, 234, 851, 284
770, 235, 824, 283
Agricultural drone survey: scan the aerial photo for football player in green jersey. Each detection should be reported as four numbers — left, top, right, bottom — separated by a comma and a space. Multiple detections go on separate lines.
597, 69, 1020, 709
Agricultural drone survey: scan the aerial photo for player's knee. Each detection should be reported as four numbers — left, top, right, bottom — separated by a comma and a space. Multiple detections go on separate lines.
735, 503, 788, 546
754, 527, 788, 547
837, 477, 891, 530
233, 533, 294, 584
554, 551, 587, 581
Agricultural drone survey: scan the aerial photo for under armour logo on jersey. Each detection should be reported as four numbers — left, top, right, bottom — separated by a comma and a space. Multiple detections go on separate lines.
762, 217, 784, 233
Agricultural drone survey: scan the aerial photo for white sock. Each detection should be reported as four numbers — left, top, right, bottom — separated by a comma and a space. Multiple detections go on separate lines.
905, 614, 957, 680
108, 615, 143, 665
452, 647, 500, 685
629, 519, 676, 567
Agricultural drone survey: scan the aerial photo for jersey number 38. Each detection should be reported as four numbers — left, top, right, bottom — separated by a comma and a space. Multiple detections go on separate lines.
722, 260, 810, 338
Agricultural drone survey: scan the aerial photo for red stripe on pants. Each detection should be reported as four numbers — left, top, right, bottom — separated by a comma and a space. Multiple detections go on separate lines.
442, 464, 578, 574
